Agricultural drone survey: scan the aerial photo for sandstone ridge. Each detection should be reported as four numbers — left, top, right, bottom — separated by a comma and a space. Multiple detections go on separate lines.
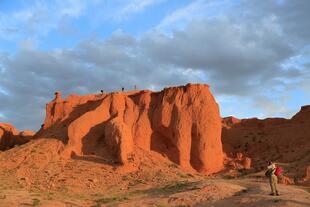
37, 84, 224, 174
0, 123, 35, 150
222, 105, 310, 185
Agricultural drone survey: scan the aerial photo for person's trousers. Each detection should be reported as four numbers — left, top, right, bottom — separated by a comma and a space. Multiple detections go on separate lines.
269, 175, 278, 194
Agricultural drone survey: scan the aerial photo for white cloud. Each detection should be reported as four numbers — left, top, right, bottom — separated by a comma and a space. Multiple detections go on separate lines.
113, 0, 166, 21
301, 74, 310, 94
157, 0, 205, 31
0, 112, 5, 118
253, 95, 294, 118
56, 0, 85, 17
157, 0, 236, 32
0, 0, 86, 40
19, 39, 37, 50
122, 0, 164, 13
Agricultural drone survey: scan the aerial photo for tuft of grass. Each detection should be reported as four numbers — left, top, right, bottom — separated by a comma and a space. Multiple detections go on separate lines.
223, 175, 234, 179
136, 181, 201, 196
177, 172, 189, 179
95, 195, 129, 205
44, 192, 54, 200
32, 198, 41, 206
168, 163, 179, 169
154, 204, 167, 207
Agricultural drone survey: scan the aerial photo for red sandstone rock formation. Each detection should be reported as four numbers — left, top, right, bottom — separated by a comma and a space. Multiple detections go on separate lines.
37, 84, 223, 174
0, 123, 35, 150
242, 157, 251, 170
304, 166, 310, 185
222, 105, 310, 185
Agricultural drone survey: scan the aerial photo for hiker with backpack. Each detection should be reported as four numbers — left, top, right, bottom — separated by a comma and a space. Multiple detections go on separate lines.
265, 161, 282, 196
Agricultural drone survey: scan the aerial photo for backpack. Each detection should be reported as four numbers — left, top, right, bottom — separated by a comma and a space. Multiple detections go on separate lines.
274, 167, 283, 176
265, 168, 273, 177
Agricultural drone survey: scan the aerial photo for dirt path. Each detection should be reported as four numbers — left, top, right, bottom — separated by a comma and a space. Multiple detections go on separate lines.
0, 178, 309, 206
91, 178, 310, 207
113, 178, 310, 207
207, 179, 310, 207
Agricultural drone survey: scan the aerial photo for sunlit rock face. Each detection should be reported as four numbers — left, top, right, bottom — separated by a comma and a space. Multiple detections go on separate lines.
38, 84, 223, 174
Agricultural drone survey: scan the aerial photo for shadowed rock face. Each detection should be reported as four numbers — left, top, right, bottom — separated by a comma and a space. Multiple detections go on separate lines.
222, 105, 310, 185
0, 123, 35, 150
37, 84, 224, 174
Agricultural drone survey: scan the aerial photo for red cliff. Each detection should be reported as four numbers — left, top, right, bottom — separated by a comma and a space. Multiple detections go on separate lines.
222, 105, 310, 185
37, 84, 224, 174
0, 123, 35, 150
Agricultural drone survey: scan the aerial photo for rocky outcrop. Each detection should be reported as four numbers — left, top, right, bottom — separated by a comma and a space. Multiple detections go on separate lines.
37, 84, 224, 174
224, 152, 252, 171
0, 123, 35, 150
104, 118, 134, 164
222, 105, 310, 185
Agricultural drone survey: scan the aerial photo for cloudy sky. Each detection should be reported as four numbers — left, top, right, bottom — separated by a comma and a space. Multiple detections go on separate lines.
0, 0, 309, 131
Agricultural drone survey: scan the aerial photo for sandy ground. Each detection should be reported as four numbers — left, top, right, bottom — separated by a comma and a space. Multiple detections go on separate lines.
0, 139, 309, 207
0, 177, 309, 207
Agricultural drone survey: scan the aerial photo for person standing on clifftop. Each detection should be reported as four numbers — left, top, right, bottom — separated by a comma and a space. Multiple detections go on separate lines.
266, 161, 280, 196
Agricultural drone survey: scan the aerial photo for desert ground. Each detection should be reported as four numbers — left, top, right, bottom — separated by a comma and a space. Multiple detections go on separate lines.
0, 140, 309, 207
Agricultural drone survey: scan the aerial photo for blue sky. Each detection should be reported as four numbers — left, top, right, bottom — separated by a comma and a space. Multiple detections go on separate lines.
0, 0, 310, 130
